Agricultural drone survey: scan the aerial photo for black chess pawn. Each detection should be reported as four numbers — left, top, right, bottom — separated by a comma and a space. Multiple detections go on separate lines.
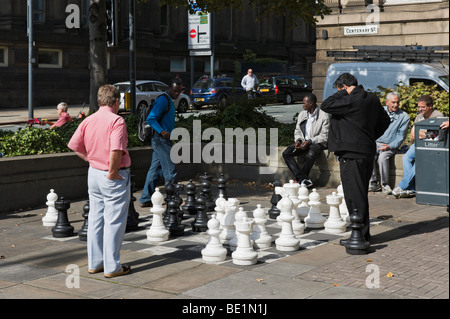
163, 182, 176, 225
217, 173, 228, 200
201, 176, 215, 212
268, 180, 282, 219
166, 199, 185, 236
52, 197, 74, 238
175, 183, 185, 221
192, 195, 208, 232
345, 209, 370, 255
182, 180, 197, 215
126, 174, 139, 232
78, 200, 89, 241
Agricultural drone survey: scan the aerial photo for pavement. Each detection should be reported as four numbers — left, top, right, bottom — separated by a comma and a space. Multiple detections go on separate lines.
0, 180, 448, 304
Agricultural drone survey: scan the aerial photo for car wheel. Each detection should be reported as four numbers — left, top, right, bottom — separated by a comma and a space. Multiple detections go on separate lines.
218, 95, 227, 108
137, 101, 148, 115
177, 99, 188, 113
284, 93, 293, 105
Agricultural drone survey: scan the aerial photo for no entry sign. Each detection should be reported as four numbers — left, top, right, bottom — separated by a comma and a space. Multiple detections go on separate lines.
188, 11, 211, 50
189, 29, 196, 39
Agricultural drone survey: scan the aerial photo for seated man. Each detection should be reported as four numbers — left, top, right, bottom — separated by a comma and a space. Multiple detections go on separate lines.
392, 95, 443, 198
282, 93, 329, 188
369, 92, 409, 194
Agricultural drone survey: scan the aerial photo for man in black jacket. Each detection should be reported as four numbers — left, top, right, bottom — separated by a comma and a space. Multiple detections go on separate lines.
321, 73, 390, 245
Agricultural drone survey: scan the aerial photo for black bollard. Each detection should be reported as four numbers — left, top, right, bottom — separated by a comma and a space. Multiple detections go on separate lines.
78, 200, 89, 241
192, 195, 208, 232
52, 197, 74, 238
345, 209, 370, 255
268, 180, 282, 219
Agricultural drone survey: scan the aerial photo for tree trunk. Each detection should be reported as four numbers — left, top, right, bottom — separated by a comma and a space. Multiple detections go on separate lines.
89, 0, 107, 113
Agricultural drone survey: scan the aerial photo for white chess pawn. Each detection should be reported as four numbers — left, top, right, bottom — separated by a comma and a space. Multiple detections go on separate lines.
251, 204, 273, 249
232, 217, 258, 265
219, 198, 239, 245
337, 183, 350, 225
297, 183, 310, 222
214, 194, 227, 229
146, 188, 169, 242
304, 189, 326, 229
202, 214, 227, 263
324, 191, 347, 234
229, 207, 248, 251
275, 188, 300, 251
42, 189, 58, 227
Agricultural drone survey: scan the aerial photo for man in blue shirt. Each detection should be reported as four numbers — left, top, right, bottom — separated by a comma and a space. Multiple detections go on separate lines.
140, 78, 183, 207
368, 92, 409, 195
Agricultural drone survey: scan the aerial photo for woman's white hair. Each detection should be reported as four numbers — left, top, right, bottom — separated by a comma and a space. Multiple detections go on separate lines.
57, 102, 68, 112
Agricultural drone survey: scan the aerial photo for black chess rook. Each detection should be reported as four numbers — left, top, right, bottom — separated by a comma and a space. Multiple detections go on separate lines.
52, 197, 74, 238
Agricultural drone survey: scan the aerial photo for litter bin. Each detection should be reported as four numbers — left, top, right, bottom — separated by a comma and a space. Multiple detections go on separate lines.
414, 117, 449, 206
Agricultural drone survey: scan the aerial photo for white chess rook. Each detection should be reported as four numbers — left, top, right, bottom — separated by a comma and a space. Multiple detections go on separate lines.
232, 217, 258, 265
202, 214, 227, 263
146, 188, 169, 242
275, 186, 300, 251
324, 191, 347, 234
42, 189, 59, 227
304, 189, 326, 229
251, 204, 273, 249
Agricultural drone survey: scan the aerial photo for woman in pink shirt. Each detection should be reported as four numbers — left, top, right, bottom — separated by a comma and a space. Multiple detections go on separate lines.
43, 102, 72, 129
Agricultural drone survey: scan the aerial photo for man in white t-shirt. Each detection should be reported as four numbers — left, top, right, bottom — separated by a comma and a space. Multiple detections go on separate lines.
241, 69, 258, 96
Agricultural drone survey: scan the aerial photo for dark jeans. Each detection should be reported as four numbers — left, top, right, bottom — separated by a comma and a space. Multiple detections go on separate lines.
339, 156, 374, 240
282, 143, 325, 181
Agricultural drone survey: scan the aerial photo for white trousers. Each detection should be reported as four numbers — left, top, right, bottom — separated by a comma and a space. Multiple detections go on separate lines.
87, 167, 130, 274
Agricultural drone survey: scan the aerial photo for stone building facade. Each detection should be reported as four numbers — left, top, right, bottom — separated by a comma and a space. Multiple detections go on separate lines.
0, 0, 315, 109
313, 0, 449, 102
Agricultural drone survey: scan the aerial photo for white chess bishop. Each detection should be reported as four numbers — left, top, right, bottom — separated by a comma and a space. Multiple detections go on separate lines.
304, 189, 326, 229
146, 188, 169, 242
232, 217, 258, 265
274, 186, 300, 251
42, 189, 59, 227
297, 183, 310, 222
202, 214, 227, 263
250, 204, 273, 249
219, 198, 239, 245
324, 191, 347, 234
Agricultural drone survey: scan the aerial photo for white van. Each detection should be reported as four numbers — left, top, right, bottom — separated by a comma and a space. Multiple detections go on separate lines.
322, 62, 449, 100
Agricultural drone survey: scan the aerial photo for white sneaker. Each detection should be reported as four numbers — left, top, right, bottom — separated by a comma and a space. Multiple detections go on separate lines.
382, 184, 392, 195
392, 187, 403, 198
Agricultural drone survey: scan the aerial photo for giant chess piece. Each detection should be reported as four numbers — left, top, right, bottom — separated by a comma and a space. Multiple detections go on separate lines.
42, 189, 58, 227
275, 187, 300, 251
163, 182, 176, 224
192, 195, 209, 232
304, 189, 326, 229
324, 192, 347, 234
297, 183, 310, 222
337, 183, 350, 225
229, 207, 249, 251
78, 200, 89, 241
52, 197, 74, 238
219, 198, 239, 245
201, 214, 227, 263
200, 173, 215, 212
214, 194, 227, 229
182, 180, 197, 215
166, 198, 185, 236
146, 188, 169, 242
345, 209, 370, 255
126, 174, 139, 232
232, 217, 258, 265
281, 180, 304, 236
268, 180, 282, 219
251, 204, 273, 249
175, 183, 185, 222
217, 173, 228, 200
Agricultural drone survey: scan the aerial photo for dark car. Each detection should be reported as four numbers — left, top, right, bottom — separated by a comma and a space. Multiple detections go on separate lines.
190, 77, 245, 108
259, 75, 312, 104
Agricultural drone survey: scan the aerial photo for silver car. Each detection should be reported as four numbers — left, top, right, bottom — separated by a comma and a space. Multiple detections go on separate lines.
114, 80, 191, 113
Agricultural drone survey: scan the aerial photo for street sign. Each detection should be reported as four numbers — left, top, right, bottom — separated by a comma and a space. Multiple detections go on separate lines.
188, 11, 211, 50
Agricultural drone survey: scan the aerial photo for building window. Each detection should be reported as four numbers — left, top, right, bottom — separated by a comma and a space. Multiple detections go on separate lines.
161, 4, 168, 36
0, 47, 8, 67
170, 57, 186, 72
38, 49, 62, 68
82, 0, 90, 26
33, 0, 45, 23
204, 59, 218, 73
